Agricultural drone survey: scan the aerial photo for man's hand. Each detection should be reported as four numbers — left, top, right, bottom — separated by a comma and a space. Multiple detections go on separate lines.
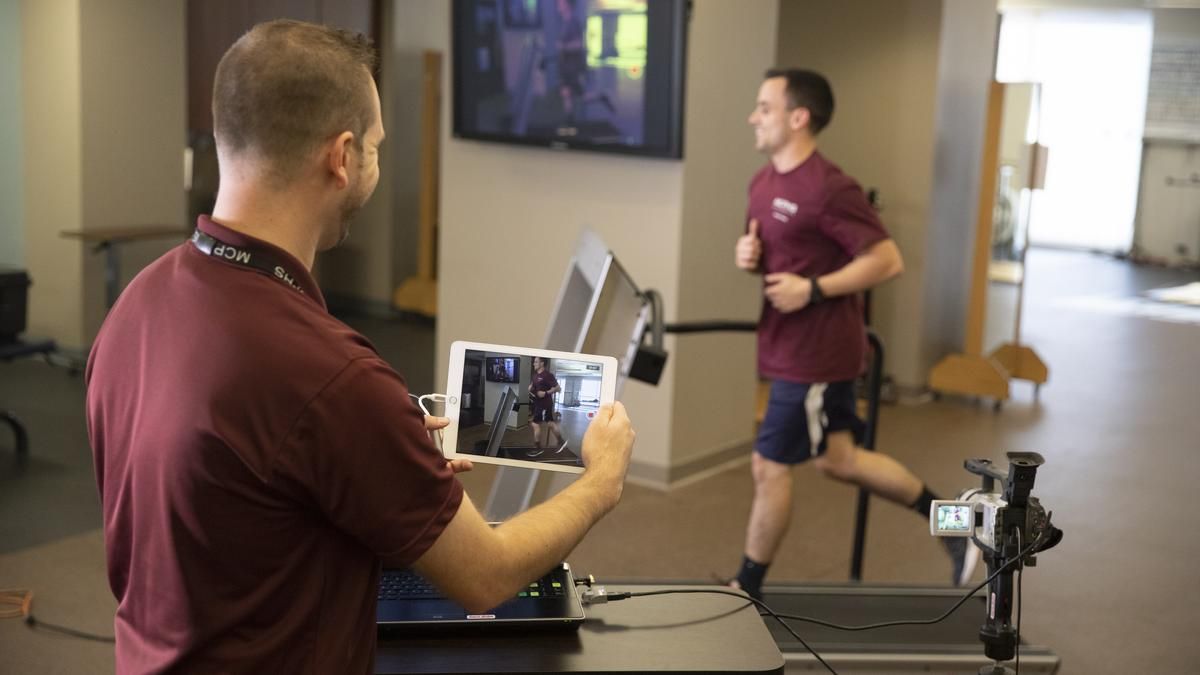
426, 415, 472, 472
425, 415, 451, 433
735, 218, 763, 271
447, 459, 474, 474
763, 272, 813, 313
537, 390, 546, 399
579, 402, 635, 510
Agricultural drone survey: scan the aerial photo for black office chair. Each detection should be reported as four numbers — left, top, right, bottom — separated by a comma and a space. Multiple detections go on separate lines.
2, 341, 58, 460
1, 339, 58, 459
1, 268, 59, 459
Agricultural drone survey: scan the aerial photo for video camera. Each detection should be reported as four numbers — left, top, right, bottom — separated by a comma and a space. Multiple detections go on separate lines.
929, 452, 1064, 675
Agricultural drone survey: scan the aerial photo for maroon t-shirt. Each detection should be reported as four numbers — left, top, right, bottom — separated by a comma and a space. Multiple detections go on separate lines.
747, 151, 889, 383
530, 369, 559, 415
86, 216, 463, 674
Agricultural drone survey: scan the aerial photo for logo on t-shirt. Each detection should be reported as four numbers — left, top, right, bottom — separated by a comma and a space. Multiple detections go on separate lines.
771, 197, 799, 223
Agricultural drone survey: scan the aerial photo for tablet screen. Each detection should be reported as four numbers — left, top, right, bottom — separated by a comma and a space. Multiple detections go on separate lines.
450, 346, 614, 472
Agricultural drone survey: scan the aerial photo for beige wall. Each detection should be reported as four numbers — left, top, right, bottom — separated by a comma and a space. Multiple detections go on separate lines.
78, 0, 186, 341
433, 0, 780, 483
775, 0, 944, 388
670, 2, 779, 475
1153, 8, 1200, 43
22, 0, 85, 347
438, 146, 686, 474
21, 0, 185, 350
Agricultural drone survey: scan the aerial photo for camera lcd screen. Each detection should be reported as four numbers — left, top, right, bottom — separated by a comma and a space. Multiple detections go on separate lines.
935, 504, 973, 533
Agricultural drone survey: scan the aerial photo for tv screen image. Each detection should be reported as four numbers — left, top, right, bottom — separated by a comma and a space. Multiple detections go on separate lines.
453, 0, 688, 158
485, 356, 521, 383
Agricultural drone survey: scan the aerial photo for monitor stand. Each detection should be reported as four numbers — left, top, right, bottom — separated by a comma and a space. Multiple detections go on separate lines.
485, 229, 642, 521
484, 466, 580, 521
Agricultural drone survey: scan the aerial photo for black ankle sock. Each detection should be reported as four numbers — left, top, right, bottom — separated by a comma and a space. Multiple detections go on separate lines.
735, 555, 769, 596
911, 486, 940, 518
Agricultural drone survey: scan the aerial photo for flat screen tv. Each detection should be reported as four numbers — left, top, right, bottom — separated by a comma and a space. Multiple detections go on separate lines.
452, 0, 689, 159
485, 356, 521, 383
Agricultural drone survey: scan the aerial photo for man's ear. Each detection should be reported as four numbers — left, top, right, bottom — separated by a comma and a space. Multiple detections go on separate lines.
789, 107, 811, 133
327, 131, 356, 189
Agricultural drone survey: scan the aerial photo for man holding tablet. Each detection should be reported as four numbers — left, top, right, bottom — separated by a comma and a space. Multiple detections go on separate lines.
85, 21, 635, 674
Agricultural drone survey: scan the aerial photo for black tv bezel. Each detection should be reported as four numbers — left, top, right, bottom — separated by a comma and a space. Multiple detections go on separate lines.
484, 356, 521, 383
450, 0, 689, 160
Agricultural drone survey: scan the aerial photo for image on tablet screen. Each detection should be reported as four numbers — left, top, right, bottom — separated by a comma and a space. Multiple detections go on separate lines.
456, 349, 606, 468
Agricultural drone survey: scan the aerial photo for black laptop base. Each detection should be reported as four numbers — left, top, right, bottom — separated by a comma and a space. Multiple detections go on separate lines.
376, 563, 585, 635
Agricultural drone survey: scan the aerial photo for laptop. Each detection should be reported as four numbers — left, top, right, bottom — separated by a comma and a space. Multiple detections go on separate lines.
376, 562, 586, 634
377, 384, 587, 634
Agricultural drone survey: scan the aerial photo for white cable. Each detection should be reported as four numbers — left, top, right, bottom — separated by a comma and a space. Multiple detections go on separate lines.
408, 392, 449, 417
408, 393, 450, 451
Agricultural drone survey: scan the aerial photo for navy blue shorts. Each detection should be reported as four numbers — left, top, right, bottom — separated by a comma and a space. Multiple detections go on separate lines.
756, 380, 865, 465
531, 407, 556, 423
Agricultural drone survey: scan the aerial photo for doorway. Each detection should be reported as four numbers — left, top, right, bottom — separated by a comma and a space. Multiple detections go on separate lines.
995, 7, 1153, 253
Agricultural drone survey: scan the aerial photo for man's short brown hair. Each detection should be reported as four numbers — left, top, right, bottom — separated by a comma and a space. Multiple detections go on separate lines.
764, 68, 834, 135
213, 20, 377, 183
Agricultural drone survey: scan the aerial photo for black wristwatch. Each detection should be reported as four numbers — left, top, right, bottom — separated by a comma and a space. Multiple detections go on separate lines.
808, 276, 826, 304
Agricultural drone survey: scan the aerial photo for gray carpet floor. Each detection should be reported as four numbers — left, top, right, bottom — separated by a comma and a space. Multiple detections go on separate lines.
2, 248, 1198, 673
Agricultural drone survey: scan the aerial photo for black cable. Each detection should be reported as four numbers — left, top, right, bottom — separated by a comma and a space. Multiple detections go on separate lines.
579, 517, 1053, 673
25, 614, 115, 643
1015, 530, 1023, 675
768, 528, 1048, 633
614, 588, 839, 675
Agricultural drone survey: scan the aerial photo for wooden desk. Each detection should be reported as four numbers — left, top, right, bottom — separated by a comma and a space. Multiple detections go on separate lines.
375, 584, 784, 674
60, 226, 191, 309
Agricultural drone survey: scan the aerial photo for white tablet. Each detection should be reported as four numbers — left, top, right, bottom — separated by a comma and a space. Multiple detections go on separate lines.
443, 341, 618, 475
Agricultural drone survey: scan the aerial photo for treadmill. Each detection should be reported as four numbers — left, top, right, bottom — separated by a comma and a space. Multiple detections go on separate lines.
757, 583, 1059, 673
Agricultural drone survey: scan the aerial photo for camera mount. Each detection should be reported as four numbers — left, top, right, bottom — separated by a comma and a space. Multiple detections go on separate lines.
961, 452, 1063, 674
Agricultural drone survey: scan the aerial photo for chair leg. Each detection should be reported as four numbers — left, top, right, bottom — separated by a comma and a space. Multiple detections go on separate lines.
0, 409, 29, 457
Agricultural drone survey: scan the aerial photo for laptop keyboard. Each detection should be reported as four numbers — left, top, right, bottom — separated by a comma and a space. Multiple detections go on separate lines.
378, 569, 568, 602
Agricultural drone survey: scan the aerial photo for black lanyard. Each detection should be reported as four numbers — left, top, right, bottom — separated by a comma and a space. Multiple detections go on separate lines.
190, 230, 304, 293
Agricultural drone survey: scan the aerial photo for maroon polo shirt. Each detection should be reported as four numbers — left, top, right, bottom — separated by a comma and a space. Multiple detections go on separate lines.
86, 216, 462, 674
746, 151, 890, 383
